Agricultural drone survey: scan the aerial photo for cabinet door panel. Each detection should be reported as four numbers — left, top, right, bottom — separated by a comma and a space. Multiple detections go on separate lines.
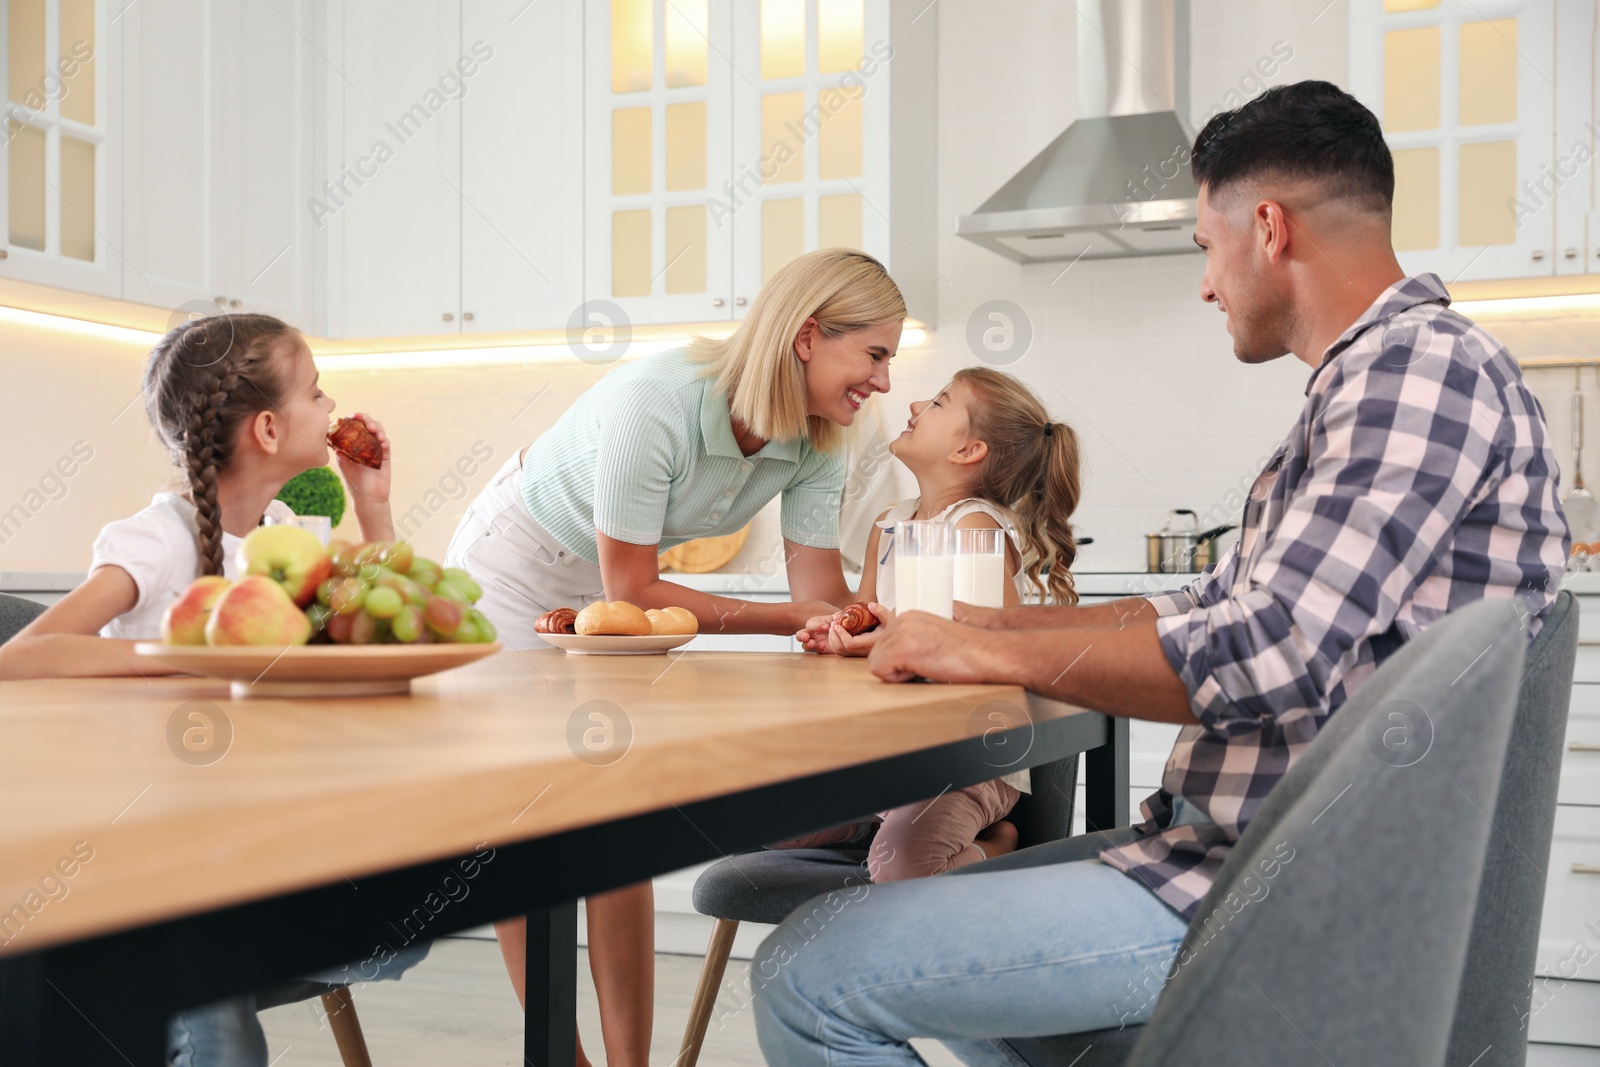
459, 0, 583, 333
223, 0, 314, 327
120, 0, 220, 308
328, 0, 460, 338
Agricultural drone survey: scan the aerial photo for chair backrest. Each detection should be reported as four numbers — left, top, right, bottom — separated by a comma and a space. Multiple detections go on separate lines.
1121, 598, 1526, 1067
0, 593, 47, 645
1445, 590, 1577, 1066
1012, 755, 1079, 848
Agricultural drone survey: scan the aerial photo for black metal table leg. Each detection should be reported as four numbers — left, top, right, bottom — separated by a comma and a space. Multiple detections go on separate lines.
524, 900, 578, 1067
1084, 716, 1130, 832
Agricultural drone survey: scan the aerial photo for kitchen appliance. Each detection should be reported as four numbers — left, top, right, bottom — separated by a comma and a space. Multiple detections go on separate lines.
1147, 509, 1235, 573
955, 0, 1198, 263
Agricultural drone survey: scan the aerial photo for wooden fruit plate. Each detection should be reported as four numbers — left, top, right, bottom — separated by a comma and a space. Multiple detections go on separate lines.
132, 642, 502, 699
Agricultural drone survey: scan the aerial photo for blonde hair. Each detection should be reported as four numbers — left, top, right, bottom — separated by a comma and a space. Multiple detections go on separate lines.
953, 367, 1083, 605
688, 248, 906, 453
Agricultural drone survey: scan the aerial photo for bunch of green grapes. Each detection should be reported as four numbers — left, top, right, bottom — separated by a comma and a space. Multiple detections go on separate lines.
304, 540, 497, 645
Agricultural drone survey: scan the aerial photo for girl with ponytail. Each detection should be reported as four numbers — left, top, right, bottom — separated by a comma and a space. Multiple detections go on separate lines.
0, 311, 395, 670
780, 366, 1082, 880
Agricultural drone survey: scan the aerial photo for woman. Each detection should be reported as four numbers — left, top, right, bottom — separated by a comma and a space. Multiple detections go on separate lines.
444, 248, 905, 1066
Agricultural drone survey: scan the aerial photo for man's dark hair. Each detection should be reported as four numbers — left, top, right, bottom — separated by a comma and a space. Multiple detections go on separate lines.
1190, 80, 1394, 213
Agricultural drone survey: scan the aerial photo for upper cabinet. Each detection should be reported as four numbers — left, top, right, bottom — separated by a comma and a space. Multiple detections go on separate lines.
586, 0, 935, 326
121, 0, 315, 327
0, 0, 121, 298
319, 0, 583, 339
1349, 0, 1580, 283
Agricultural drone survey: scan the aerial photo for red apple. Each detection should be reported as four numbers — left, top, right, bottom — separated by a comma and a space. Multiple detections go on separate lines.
237, 525, 331, 606
204, 575, 313, 647
160, 576, 232, 645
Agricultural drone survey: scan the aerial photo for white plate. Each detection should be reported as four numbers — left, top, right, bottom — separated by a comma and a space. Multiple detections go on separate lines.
540, 632, 695, 655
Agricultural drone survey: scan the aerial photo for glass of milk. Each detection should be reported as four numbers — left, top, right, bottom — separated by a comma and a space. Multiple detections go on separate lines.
894, 520, 954, 619
954, 528, 1006, 608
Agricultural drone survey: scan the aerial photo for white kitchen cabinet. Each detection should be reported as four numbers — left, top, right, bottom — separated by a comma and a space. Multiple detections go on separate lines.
585, 0, 935, 327
0, 0, 121, 298
1349, 0, 1563, 283
320, 0, 582, 339
122, 0, 314, 326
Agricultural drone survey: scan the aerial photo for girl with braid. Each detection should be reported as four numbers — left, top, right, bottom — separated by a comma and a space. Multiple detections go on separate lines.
0, 313, 394, 675
0, 314, 419, 1067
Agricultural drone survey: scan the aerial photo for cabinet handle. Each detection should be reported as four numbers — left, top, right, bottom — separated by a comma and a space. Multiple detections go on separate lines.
442, 312, 454, 322
736, 297, 748, 307
0, 249, 9, 259
1574, 864, 1600, 876
214, 296, 227, 305
711, 298, 725, 307
1570, 742, 1600, 752
1566, 248, 1579, 260
1533, 250, 1546, 262
229, 298, 241, 308
462, 312, 474, 322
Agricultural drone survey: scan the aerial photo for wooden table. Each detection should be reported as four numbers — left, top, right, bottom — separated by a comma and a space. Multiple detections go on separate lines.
0, 649, 1127, 1066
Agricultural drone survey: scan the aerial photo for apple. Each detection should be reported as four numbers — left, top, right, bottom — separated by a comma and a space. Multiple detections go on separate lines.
205, 575, 313, 647
161, 576, 232, 645
237, 525, 331, 606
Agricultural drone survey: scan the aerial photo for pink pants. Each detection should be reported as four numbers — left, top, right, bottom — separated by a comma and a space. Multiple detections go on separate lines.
771, 778, 1022, 882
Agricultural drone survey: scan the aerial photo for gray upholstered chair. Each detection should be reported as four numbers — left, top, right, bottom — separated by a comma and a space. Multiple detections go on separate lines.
0, 592, 47, 644
999, 594, 1568, 1067
677, 754, 1081, 1067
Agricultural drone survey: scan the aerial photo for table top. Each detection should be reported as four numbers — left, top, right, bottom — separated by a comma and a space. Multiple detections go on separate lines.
0, 650, 1092, 954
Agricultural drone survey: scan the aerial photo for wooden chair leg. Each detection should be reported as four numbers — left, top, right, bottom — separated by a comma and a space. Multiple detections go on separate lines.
677, 918, 740, 1067
320, 986, 374, 1067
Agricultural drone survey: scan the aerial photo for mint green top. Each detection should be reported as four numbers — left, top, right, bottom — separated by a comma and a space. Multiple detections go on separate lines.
519, 348, 846, 565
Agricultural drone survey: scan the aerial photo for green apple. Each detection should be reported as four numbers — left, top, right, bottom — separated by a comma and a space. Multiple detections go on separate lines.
237, 525, 331, 606
161, 576, 232, 645
205, 575, 313, 647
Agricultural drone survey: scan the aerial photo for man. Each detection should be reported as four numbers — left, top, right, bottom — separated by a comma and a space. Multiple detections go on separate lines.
752, 80, 1570, 1066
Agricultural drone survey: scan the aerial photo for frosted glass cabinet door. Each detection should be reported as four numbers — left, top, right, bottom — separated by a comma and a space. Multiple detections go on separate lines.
2, 0, 120, 298
1350, 0, 1558, 283
584, 0, 736, 325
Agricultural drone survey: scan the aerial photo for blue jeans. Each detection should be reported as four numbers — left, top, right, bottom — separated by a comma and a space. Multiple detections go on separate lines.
754, 800, 1208, 1067
166, 940, 431, 1066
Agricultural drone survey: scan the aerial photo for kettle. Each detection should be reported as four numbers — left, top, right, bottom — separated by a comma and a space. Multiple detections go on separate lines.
1146, 509, 1236, 573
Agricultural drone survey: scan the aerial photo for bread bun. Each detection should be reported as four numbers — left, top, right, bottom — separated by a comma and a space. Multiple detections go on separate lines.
646, 606, 699, 635
575, 601, 652, 636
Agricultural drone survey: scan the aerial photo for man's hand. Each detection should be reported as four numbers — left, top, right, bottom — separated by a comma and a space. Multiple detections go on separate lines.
868, 611, 1012, 685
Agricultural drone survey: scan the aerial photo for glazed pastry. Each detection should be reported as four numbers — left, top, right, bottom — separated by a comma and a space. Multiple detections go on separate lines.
646, 606, 699, 635
575, 601, 653, 636
835, 602, 879, 636
327, 416, 384, 469
535, 607, 578, 635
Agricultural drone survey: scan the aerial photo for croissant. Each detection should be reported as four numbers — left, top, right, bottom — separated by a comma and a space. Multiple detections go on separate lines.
535, 607, 578, 635
835, 602, 879, 636
327, 417, 384, 469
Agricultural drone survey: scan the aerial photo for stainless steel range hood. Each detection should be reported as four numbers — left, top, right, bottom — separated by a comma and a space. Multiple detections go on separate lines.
956, 0, 1199, 263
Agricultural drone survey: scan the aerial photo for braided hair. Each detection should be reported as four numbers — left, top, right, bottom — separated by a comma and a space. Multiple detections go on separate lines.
142, 314, 296, 577
952, 367, 1083, 606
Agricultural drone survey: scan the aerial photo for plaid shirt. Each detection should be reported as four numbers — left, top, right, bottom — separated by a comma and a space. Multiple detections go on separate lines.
1098, 274, 1571, 920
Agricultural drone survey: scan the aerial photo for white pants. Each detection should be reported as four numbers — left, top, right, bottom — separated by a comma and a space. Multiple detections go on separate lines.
444, 450, 606, 650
